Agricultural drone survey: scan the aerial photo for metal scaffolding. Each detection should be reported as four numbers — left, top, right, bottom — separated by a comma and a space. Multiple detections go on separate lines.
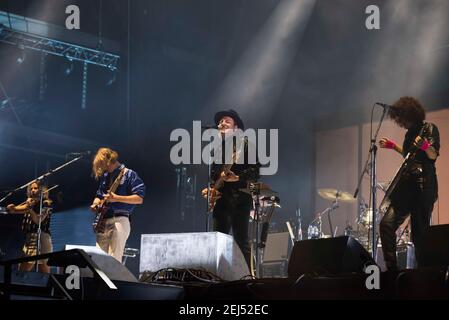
0, 24, 120, 71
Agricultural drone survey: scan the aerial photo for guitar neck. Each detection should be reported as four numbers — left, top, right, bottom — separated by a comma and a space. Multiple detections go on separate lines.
110, 169, 125, 191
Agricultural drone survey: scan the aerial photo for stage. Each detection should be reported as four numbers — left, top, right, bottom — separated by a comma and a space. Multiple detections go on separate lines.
1, 0, 449, 305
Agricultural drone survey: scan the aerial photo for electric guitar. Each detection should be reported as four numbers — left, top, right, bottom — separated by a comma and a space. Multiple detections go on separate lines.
92, 167, 126, 233
207, 163, 233, 212
207, 138, 245, 212
380, 123, 434, 212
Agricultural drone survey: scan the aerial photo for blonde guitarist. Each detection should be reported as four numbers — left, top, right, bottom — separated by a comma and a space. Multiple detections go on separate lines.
91, 148, 145, 262
202, 110, 260, 268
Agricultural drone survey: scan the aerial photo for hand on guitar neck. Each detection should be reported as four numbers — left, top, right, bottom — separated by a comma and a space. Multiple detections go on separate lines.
201, 170, 239, 198
201, 169, 240, 213
220, 170, 239, 183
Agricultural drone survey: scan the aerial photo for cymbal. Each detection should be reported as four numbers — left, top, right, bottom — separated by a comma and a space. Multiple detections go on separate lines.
318, 188, 355, 202
239, 182, 278, 197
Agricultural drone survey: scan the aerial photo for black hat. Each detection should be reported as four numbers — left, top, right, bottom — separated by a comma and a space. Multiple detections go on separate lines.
214, 109, 245, 130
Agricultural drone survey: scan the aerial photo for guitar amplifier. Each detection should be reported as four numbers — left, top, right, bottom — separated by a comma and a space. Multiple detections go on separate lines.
260, 261, 288, 278
260, 232, 290, 278
263, 231, 291, 262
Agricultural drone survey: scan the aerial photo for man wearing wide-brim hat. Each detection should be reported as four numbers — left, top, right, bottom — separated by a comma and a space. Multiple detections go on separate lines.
203, 109, 260, 269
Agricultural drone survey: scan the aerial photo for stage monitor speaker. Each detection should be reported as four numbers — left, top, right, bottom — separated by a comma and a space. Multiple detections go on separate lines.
64, 245, 138, 282
0, 214, 25, 261
420, 224, 449, 268
140, 232, 249, 281
288, 236, 376, 277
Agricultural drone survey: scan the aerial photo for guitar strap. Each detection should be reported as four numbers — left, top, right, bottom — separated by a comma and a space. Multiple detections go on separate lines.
108, 164, 125, 189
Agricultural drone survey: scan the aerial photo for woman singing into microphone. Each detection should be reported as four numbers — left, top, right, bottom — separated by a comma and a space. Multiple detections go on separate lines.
378, 96, 440, 271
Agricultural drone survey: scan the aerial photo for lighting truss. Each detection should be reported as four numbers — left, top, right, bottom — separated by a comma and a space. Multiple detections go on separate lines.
0, 24, 120, 71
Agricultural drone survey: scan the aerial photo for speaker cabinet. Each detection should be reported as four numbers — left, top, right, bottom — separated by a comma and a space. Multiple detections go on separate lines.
420, 224, 449, 268
288, 236, 376, 277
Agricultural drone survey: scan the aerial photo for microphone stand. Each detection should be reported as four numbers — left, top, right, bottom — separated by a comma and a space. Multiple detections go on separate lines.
206, 141, 212, 232
296, 207, 303, 241
203, 125, 225, 232
353, 105, 388, 259
0, 155, 84, 204
35, 184, 58, 272
204, 130, 215, 232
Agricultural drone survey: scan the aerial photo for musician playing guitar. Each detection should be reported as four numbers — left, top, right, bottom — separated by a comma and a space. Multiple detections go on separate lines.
378, 97, 440, 271
91, 148, 145, 262
6, 180, 53, 273
202, 110, 260, 268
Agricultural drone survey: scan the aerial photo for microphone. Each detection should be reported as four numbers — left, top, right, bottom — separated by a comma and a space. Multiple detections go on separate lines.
376, 102, 394, 110
67, 151, 91, 156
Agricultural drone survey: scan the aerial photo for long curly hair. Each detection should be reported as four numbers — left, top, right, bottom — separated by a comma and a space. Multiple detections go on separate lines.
92, 148, 119, 179
388, 96, 426, 128
26, 180, 50, 201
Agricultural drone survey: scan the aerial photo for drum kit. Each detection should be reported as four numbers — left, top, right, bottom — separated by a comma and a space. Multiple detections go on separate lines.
309, 181, 407, 252
307, 184, 384, 251
238, 180, 409, 274
308, 188, 356, 240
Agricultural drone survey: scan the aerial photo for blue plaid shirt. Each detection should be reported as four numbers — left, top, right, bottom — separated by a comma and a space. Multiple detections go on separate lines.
96, 164, 145, 218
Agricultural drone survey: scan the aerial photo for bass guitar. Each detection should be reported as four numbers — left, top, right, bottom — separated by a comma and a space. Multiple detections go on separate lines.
92, 167, 126, 233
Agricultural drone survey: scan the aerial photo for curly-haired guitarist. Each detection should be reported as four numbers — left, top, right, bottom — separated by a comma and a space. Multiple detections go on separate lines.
91, 148, 145, 262
379, 97, 439, 271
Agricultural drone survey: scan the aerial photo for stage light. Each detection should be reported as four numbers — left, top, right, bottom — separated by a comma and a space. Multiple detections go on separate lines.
16, 51, 26, 64
64, 63, 74, 76
81, 61, 88, 109
64, 52, 74, 62
106, 72, 116, 86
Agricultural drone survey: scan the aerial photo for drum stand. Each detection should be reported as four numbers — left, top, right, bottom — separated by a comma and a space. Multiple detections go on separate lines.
310, 198, 339, 238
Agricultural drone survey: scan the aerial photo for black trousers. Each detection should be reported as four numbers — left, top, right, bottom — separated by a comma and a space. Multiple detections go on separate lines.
213, 191, 252, 268
379, 170, 437, 270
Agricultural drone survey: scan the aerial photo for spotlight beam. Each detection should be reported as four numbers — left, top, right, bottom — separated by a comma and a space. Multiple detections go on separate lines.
210, 0, 316, 123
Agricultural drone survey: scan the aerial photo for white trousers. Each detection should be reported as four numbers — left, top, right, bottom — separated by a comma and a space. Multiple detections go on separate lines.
96, 216, 130, 263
